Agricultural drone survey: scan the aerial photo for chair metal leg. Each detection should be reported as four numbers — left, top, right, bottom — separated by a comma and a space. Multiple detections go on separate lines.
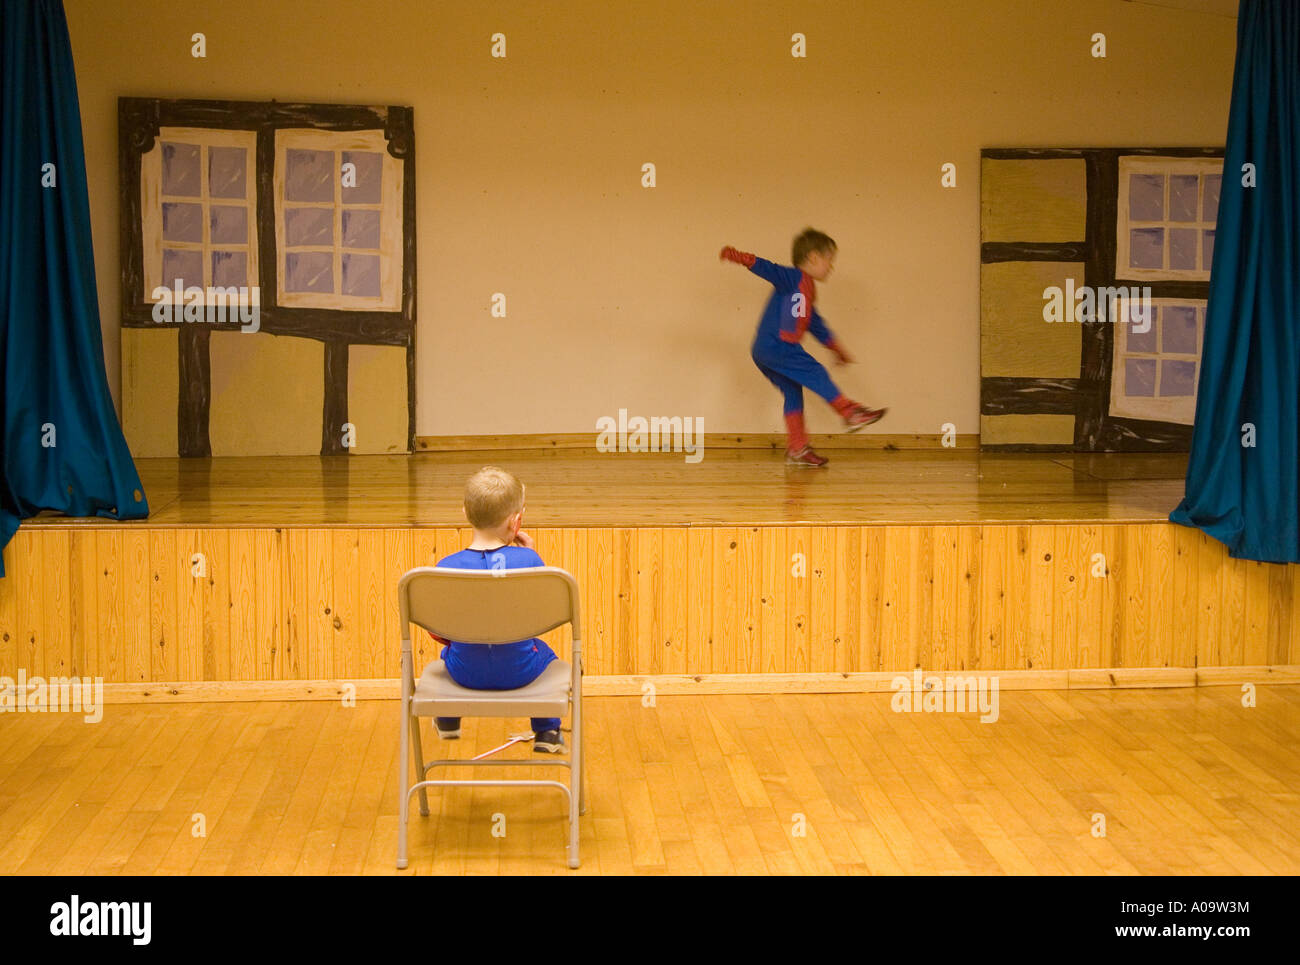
568, 739, 581, 867
569, 690, 583, 865
410, 715, 430, 816
576, 726, 586, 816
397, 702, 410, 869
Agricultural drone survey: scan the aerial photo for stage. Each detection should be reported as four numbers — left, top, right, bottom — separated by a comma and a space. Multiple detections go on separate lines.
2, 450, 1298, 691
31, 449, 1192, 527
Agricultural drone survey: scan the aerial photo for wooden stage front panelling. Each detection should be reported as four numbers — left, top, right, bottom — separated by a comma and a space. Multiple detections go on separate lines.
1, 521, 1296, 684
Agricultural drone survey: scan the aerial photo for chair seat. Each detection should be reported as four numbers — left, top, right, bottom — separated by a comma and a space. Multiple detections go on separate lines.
411, 658, 572, 718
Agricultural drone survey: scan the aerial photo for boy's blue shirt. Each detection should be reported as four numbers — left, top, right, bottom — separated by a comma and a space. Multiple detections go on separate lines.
434, 545, 549, 683
748, 256, 836, 347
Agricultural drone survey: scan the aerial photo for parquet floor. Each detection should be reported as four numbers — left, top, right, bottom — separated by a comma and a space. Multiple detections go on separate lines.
2, 686, 1297, 875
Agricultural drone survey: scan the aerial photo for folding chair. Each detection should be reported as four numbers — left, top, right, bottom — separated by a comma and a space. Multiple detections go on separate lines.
396, 565, 585, 869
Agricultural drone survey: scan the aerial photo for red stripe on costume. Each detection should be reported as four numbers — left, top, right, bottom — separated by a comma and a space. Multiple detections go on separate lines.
794, 272, 816, 340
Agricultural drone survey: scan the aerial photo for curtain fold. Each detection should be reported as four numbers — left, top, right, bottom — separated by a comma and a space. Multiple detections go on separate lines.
1170, 0, 1300, 563
0, 0, 148, 577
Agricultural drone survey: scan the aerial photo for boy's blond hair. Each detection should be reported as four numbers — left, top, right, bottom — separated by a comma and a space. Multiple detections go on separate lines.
792, 227, 836, 267
464, 466, 524, 529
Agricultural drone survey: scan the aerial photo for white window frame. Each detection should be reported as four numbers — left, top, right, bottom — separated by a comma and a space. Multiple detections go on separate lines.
140, 127, 260, 304
1109, 295, 1206, 425
1116, 156, 1221, 282
274, 129, 403, 311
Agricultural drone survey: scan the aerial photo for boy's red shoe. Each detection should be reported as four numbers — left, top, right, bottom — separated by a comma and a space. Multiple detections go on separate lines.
785, 446, 829, 468
843, 405, 886, 432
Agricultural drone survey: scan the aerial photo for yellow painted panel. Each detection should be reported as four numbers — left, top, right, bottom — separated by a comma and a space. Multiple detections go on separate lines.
980, 413, 1076, 446
122, 328, 179, 458
981, 158, 1087, 243
209, 332, 323, 456
347, 344, 408, 454
981, 261, 1084, 377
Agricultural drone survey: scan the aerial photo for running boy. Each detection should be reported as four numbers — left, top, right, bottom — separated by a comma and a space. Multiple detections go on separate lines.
430, 466, 564, 753
721, 228, 885, 466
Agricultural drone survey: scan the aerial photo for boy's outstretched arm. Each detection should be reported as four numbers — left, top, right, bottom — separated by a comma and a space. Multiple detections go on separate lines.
810, 309, 854, 363
720, 245, 801, 289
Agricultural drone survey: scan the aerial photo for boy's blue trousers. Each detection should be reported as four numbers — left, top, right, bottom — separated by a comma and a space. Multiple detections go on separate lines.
435, 641, 561, 733
752, 336, 842, 414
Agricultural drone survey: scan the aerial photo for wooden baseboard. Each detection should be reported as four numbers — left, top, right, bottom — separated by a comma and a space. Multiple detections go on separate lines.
415, 432, 979, 452
29, 665, 1293, 705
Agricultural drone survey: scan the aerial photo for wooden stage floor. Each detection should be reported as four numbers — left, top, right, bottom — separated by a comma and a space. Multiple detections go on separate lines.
29, 450, 1192, 528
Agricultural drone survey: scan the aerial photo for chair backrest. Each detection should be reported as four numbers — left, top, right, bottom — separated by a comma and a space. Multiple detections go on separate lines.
398, 566, 581, 651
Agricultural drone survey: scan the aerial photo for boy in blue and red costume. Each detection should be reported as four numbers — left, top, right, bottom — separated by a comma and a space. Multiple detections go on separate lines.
429, 466, 565, 753
721, 228, 885, 466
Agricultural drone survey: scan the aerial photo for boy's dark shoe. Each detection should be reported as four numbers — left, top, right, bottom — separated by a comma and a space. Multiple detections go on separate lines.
435, 721, 460, 740
785, 446, 829, 468
843, 405, 886, 432
533, 729, 567, 753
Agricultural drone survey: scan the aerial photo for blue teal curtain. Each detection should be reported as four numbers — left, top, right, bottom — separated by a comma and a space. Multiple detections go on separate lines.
1170, 0, 1300, 563
0, 0, 148, 577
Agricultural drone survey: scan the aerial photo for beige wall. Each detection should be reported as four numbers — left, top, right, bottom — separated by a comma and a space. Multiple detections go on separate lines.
66, 0, 1236, 439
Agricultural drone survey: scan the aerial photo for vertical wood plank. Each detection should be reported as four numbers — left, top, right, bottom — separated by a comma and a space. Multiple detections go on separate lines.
1100, 525, 1123, 668
859, 527, 885, 672
175, 529, 204, 681
283, 529, 308, 679
1290, 561, 1300, 665
804, 526, 832, 672
911, 527, 934, 672
148, 530, 178, 681
834, 526, 862, 672
17, 534, 45, 677
614, 528, 636, 675
1195, 530, 1223, 668
1169, 525, 1198, 668
1076, 526, 1104, 669
1120, 526, 1147, 668
1241, 559, 1271, 666
41, 532, 72, 679
382, 528, 412, 678
1052, 525, 1080, 671
255, 529, 285, 680
121, 532, 151, 683
1004, 526, 1030, 670
332, 530, 360, 680
759, 527, 787, 674
662, 529, 688, 674
1265, 560, 1292, 666
96, 532, 124, 683
69, 531, 99, 678
955, 525, 980, 672
737, 527, 761, 674
228, 530, 257, 681
200, 529, 230, 682
712, 528, 739, 676
686, 528, 712, 677
977, 526, 1008, 672
784, 527, 810, 674
356, 529, 385, 678
305, 528, 332, 680
1026, 526, 1054, 671
931, 526, 957, 672
635, 527, 663, 675
1147, 525, 1174, 667
533, 528, 566, 661
879, 527, 910, 672
1219, 548, 1247, 666
588, 528, 615, 676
